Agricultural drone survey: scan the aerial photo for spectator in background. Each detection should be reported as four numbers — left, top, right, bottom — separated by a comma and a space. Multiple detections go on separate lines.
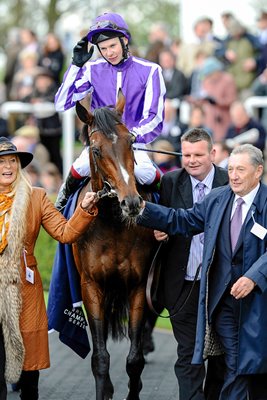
187, 49, 209, 100
38, 33, 65, 87
25, 161, 42, 187
170, 37, 182, 61
3, 27, 22, 100
151, 139, 179, 174
0, 115, 9, 138
28, 70, 63, 174
216, 18, 261, 100
158, 47, 188, 101
251, 66, 267, 130
145, 22, 171, 63
157, 98, 184, 166
39, 162, 63, 197
187, 105, 210, 132
225, 100, 267, 153
9, 50, 43, 101
19, 28, 39, 56
198, 57, 237, 141
177, 16, 222, 77
13, 125, 50, 169
213, 141, 231, 169
220, 11, 235, 34
254, 11, 267, 74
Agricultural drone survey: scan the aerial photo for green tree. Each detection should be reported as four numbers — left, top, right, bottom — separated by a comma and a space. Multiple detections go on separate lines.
0, 0, 180, 48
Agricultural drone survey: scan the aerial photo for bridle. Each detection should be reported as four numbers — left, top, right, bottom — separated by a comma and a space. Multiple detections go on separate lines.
88, 124, 183, 201
88, 124, 122, 201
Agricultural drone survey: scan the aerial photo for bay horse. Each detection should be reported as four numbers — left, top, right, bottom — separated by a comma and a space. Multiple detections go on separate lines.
73, 91, 157, 400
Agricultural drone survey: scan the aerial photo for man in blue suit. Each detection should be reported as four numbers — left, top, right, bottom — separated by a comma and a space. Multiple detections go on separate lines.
138, 144, 267, 400
146, 128, 228, 400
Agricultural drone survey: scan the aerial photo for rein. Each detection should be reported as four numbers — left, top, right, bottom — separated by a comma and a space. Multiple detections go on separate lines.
133, 146, 182, 157
146, 243, 201, 319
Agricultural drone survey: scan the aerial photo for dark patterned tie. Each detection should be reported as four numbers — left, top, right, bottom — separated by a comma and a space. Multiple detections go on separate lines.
230, 198, 245, 251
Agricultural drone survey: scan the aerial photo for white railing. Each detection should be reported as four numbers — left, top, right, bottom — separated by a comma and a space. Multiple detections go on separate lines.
0, 101, 76, 178
244, 96, 267, 118
1, 96, 267, 177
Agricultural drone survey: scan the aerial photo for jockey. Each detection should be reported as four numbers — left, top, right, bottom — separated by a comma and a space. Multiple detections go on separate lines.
54, 12, 166, 210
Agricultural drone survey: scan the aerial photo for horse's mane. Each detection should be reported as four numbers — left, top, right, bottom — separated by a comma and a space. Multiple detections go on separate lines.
81, 106, 123, 146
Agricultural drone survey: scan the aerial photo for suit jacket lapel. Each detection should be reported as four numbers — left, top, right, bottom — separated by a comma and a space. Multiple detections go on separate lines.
233, 185, 266, 254
176, 172, 193, 209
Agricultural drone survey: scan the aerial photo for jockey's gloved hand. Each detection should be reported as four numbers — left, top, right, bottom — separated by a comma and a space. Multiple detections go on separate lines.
72, 36, 94, 67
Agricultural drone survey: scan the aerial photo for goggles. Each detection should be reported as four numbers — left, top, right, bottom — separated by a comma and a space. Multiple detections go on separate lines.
90, 20, 122, 32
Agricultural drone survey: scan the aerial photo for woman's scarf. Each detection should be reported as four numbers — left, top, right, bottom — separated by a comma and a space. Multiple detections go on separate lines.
0, 191, 15, 254
0, 179, 31, 383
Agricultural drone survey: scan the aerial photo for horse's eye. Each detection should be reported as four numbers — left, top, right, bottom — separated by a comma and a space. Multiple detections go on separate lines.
92, 147, 101, 158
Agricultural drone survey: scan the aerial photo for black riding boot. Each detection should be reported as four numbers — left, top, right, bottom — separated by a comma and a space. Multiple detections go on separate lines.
19, 370, 39, 400
55, 171, 83, 211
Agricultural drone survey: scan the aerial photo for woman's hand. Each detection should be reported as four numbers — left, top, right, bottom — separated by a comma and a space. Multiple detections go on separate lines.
81, 192, 98, 212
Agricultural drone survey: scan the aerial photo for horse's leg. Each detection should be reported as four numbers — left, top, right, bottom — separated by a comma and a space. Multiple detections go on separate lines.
82, 282, 114, 400
126, 286, 146, 400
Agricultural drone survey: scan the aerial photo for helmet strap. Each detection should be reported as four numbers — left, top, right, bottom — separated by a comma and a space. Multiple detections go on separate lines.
119, 37, 129, 60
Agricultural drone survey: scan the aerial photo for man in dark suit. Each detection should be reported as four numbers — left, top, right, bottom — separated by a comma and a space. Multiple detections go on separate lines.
139, 144, 267, 400
148, 128, 228, 400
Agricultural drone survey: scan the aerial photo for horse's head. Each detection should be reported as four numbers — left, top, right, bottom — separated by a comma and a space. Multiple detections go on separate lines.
76, 91, 142, 220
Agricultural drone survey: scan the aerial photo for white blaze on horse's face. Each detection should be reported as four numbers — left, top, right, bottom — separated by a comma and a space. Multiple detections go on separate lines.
119, 163, 130, 185
112, 133, 130, 185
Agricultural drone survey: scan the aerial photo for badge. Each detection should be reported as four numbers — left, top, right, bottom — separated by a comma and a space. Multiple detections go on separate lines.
250, 222, 267, 240
26, 266, 34, 284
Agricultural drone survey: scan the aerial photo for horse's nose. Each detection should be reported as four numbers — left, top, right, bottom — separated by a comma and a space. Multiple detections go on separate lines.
120, 195, 142, 217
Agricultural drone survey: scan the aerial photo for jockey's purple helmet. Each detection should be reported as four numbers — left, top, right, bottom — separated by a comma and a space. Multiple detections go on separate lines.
87, 13, 131, 44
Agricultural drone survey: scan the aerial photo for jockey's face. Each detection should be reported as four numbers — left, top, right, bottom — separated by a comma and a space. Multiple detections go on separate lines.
98, 37, 128, 65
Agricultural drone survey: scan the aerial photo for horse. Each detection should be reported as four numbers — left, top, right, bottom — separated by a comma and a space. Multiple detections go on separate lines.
73, 91, 157, 400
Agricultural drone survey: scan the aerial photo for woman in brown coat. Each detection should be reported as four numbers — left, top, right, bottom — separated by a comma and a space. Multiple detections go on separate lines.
0, 136, 98, 400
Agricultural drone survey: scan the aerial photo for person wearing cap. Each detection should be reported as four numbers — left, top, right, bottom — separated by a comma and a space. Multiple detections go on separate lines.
0, 136, 98, 400
197, 56, 237, 142
54, 12, 166, 210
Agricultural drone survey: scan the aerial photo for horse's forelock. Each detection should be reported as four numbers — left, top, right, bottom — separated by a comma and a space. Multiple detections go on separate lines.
93, 107, 122, 138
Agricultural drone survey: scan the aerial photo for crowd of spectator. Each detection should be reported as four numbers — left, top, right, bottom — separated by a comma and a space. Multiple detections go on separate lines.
146, 10, 267, 177
0, 10, 267, 192
0, 28, 65, 194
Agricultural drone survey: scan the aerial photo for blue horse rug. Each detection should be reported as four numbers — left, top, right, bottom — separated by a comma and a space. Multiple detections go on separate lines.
47, 189, 91, 359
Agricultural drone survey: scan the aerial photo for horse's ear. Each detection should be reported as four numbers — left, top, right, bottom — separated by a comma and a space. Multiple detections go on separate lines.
76, 93, 94, 125
115, 89, 125, 116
